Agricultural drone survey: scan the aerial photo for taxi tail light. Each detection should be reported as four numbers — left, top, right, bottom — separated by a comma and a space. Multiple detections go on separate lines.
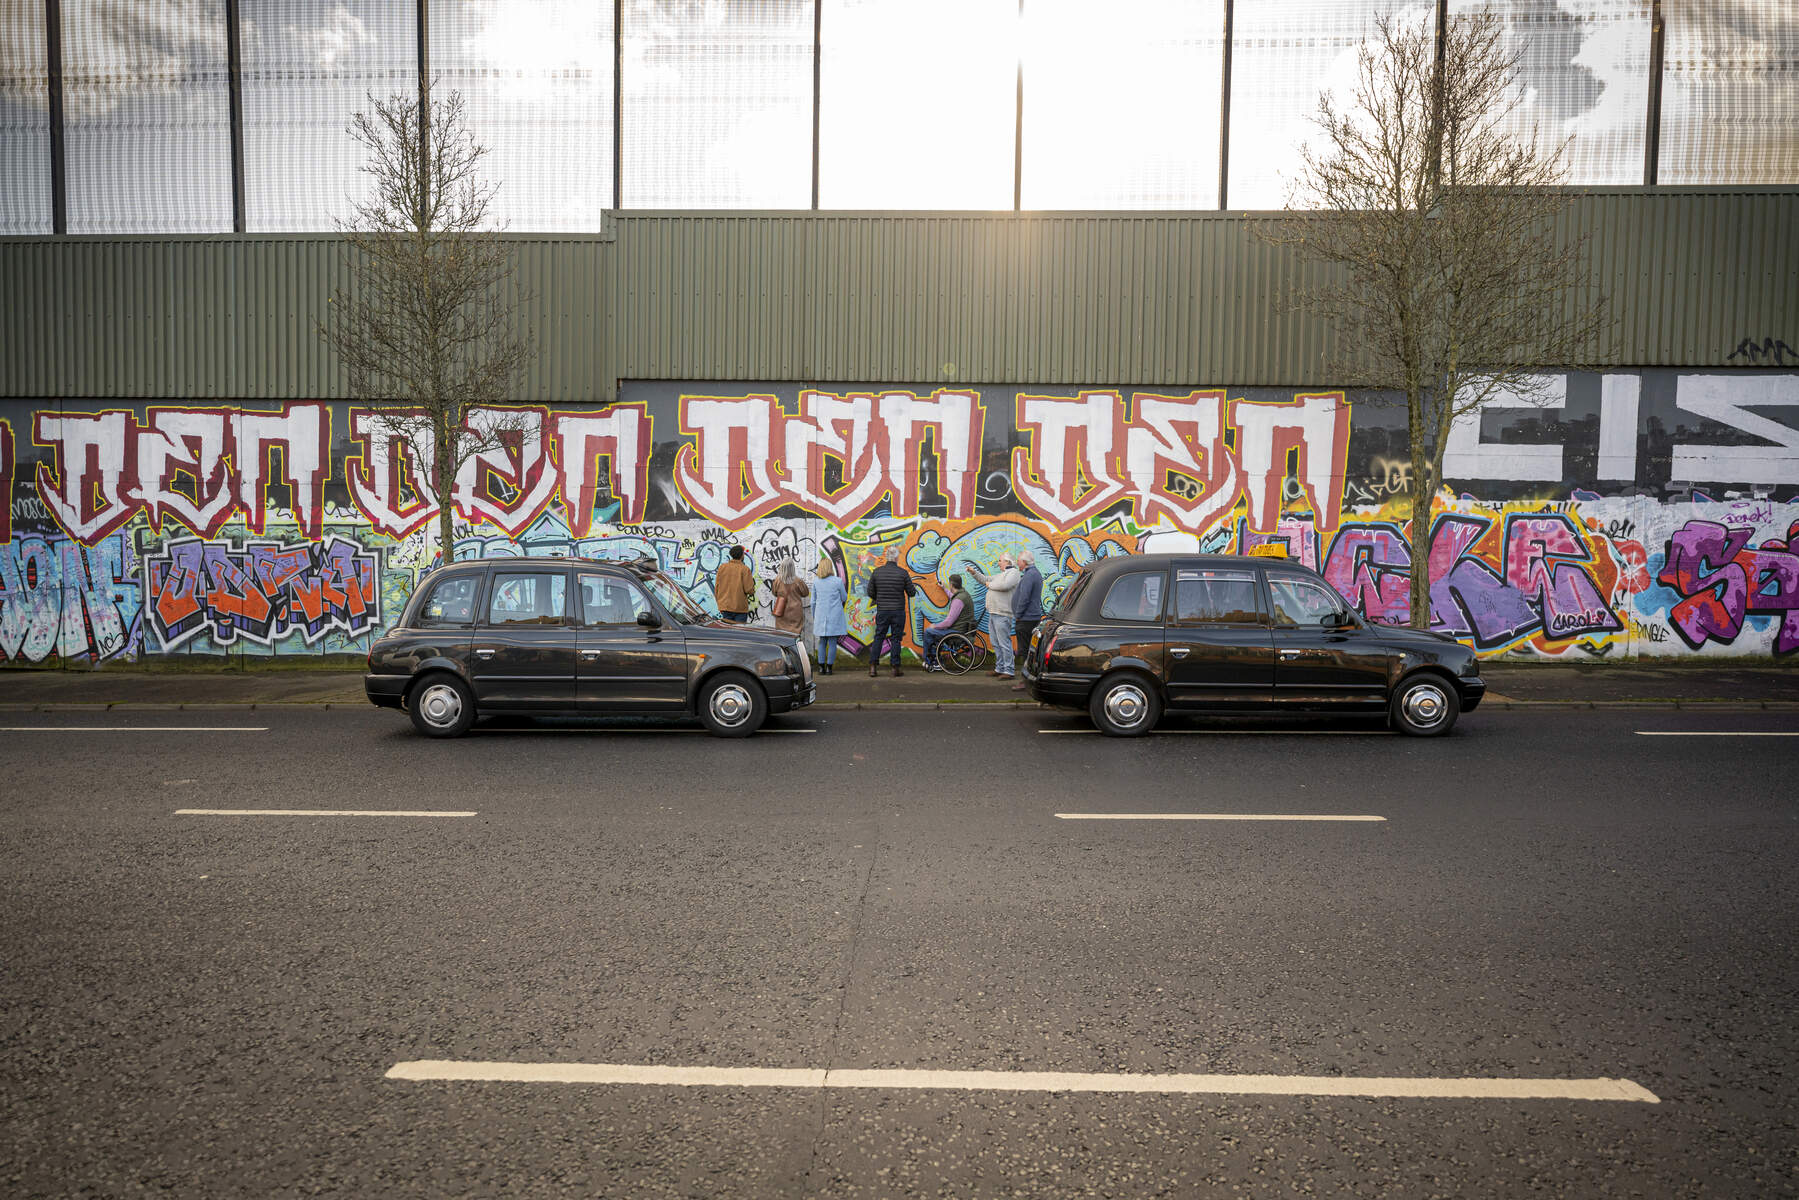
1040, 632, 1059, 669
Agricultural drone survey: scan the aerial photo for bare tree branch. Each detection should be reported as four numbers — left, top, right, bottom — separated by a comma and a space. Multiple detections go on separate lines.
1261, 6, 1611, 628
317, 86, 536, 565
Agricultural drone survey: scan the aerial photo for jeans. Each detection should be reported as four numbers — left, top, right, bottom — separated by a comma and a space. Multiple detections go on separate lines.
869, 609, 905, 667
722, 610, 748, 623
988, 613, 1016, 674
1014, 618, 1040, 671
817, 634, 840, 666
920, 626, 949, 666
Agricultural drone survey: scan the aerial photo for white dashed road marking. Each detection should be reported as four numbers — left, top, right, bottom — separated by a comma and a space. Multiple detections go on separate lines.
385, 1061, 1659, 1103
1, 726, 268, 733
1057, 813, 1386, 822
1635, 731, 1799, 737
176, 809, 476, 817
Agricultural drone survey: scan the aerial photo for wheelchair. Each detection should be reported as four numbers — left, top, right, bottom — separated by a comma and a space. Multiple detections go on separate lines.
932, 629, 990, 676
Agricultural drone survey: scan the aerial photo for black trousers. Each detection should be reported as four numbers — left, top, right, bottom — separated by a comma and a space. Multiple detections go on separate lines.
1014, 618, 1040, 667
870, 609, 906, 667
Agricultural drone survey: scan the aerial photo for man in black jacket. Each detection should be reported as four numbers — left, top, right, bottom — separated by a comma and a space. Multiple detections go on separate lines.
864, 547, 916, 677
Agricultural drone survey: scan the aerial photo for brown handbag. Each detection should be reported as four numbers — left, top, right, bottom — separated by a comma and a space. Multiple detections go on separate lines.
772, 591, 789, 618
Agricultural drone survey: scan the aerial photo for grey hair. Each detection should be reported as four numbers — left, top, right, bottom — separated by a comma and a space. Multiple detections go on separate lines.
885, 547, 901, 563
776, 559, 799, 585
1017, 550, 1036, 567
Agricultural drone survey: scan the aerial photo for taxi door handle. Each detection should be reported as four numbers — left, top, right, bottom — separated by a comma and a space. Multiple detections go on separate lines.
1280, 650, 1302, 660
474, 648, 496, 660
1169, 648, 1189, 658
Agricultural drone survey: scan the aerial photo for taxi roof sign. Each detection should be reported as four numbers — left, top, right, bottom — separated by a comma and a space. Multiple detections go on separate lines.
1247, 543, 1289, 558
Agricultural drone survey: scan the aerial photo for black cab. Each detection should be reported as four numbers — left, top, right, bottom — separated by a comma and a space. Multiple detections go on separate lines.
1020, 553, 1485, 736
364, 556, 814, 737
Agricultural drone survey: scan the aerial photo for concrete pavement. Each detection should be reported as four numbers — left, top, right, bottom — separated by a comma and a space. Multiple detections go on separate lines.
2, 659, 1796, 709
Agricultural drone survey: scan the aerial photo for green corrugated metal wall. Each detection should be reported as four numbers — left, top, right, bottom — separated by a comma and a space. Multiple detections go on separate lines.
2, 189, 1793, 402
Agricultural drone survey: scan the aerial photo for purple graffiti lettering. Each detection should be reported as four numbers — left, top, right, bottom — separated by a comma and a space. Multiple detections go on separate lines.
1659, 519, 1799, 654
145, 536, 381, 650
1320, 523, 1411, 625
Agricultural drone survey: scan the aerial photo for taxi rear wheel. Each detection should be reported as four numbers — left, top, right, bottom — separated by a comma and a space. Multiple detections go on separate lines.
1089, 672, 1161, 737
408, 673, 476, 738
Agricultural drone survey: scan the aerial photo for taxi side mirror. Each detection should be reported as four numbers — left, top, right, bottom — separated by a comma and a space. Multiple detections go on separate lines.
637, 611, 662, 629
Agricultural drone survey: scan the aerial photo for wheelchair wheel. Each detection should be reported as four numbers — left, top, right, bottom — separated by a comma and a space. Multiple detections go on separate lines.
937, 632, 983, 675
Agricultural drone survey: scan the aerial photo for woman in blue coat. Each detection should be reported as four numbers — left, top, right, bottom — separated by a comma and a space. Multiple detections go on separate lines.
810, 558, 849, 674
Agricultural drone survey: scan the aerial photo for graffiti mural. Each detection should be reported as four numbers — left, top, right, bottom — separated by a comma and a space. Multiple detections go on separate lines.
2, 370, 1797, 666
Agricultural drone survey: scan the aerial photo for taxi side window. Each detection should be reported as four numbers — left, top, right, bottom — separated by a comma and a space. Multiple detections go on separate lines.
1268, 578, 1344, 626
579, 575, 654, 626
1099, 571, 1165, 621
487, 573, 568, 625
1172, 569, 1262, 624
418, 576, 477, 627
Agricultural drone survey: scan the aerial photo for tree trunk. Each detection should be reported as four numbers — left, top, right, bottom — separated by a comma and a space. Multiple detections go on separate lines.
436, 413, 455, 566
1407, 437, 1435, 631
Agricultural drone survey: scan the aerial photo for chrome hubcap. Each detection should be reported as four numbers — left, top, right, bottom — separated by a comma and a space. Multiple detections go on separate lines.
418, 682, 462, 728
1103, 683, 1149, 728
710, 683, 753, 726
1402, 683, 1448, 727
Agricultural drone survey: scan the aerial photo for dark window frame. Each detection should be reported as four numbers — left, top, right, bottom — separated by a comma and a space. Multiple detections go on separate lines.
1265, 573, 1344, 627
482, 568, 574, 628
1098, 569, 1169, 623
576, 571, 657, 627
1169, 565, 1267, 627
414, 571, 484, 629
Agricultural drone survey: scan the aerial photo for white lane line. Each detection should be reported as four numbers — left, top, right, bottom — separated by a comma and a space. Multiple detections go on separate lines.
1635, 731, 1799, 737
384, 1061, 1658, 1103
177, 809, 476, 817
476, 728, 816, 735
1057, 813, 1386, 822
1038, 729, 1384, 736
1, 726, 268, 733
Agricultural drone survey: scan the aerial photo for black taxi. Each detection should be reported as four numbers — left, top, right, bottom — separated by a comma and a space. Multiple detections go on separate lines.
364, 556, 814, 737
1020, 553, 1485, 736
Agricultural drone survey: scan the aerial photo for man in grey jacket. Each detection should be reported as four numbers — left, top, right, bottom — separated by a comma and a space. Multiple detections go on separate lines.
966, 554, 1020, 678
864, 547, 916, 677
1009, 550, 1045, 691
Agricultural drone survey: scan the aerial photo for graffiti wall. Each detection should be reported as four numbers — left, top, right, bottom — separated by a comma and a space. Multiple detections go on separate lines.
3, 370, 1797, 666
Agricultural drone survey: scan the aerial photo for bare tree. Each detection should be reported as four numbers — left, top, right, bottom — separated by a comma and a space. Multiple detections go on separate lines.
319, 87, 533, 566
1266, 7, 1608, 628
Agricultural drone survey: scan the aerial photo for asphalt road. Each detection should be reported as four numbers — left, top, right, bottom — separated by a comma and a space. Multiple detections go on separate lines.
2, 705, 1795, 1198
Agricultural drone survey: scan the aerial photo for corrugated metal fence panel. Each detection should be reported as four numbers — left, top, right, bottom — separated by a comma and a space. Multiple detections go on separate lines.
2, 192, 1793, 399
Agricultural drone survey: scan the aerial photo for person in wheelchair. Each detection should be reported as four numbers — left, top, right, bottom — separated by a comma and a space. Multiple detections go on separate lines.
921, 573, 977, 671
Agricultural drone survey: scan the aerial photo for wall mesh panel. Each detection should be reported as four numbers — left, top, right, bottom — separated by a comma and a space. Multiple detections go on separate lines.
0, 3, 51, 235
241, 1, 417, 231
1661, 4, 1799, 184
64, 0, 234, 234
622, 0, 811, 209
430, 0, 614, 231
818, 0, 1016, 209
1021, 0, 1225, 210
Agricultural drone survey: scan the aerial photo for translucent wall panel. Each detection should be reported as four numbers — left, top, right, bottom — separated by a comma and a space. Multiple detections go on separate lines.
1661, 3, 1799, 184
623, 0, 811, 209
432, 0, 614, 230
1451, 0, 1650, 187
0, 3, 51, 234
819, 0, 1016, 209
64, 0, 234, 233
1022, 0, 1224, 209
241, 1, 417, 231
1227, 0, 1426, 210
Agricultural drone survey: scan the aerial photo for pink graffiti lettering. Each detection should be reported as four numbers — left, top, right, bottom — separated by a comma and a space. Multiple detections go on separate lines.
1659, 519, 1799, 655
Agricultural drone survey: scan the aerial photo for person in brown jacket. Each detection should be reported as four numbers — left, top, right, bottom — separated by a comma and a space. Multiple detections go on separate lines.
713, 545, 754, 622
770, 559, 810, 637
